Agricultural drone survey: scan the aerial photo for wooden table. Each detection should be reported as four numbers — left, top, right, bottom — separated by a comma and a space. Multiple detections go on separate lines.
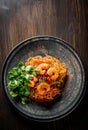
0, 0, 88, 129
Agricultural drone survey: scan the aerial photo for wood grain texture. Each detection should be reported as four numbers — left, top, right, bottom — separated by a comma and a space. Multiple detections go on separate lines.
0, 0, 88, 130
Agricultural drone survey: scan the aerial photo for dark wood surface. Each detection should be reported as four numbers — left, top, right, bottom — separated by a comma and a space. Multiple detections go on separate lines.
0, 0, 88, 130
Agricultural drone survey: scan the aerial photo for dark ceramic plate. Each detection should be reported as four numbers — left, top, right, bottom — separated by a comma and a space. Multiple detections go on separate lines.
2, 36, 86, 122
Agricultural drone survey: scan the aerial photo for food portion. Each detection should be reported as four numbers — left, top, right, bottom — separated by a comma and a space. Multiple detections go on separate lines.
8, 55, 67, 105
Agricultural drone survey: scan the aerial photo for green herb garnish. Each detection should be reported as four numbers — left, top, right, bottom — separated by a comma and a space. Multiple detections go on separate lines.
8, 62, 40, 104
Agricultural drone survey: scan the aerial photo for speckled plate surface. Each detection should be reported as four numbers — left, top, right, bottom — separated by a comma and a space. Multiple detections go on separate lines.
2, 36, 86, 122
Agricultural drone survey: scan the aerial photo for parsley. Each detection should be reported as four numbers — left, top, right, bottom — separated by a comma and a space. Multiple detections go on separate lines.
8, 62, 40, 104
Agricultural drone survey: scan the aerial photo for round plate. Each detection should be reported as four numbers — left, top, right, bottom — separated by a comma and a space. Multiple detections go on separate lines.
2, 36, 86, 122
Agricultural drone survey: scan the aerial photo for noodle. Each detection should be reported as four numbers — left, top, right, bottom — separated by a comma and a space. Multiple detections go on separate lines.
25, 55, 67, 103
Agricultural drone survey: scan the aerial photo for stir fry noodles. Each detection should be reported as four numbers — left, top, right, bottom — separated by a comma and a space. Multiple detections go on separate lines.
8, 55, 67, 104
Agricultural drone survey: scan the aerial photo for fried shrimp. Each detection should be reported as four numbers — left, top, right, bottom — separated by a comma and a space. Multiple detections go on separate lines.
37, 63, 50, 75
29, 81, 35, 88
25, 56, 43, 67
29, 76, 38, 88
47, 67, 59, 80
37, 82, 50, 95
